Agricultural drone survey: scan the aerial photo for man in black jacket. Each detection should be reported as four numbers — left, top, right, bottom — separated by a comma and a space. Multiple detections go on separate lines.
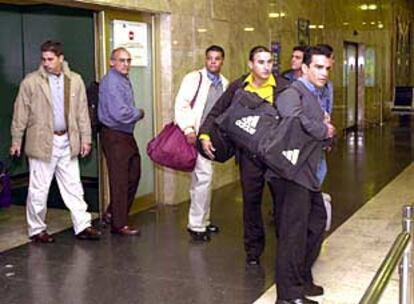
199, 46, 290, 266
270, 46, 336, 304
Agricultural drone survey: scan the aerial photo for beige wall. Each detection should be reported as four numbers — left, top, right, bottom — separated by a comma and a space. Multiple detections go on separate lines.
14, 0, 414, 204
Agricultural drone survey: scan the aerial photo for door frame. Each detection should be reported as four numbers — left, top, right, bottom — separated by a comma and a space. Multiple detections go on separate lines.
95, 10, 160, 214
343, 41, 360, 131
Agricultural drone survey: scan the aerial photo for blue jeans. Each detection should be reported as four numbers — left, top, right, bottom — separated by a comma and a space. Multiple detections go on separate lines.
317, 152, 327, 186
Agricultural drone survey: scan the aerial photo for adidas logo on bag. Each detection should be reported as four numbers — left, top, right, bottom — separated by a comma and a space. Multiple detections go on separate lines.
235, 116, 260, 135
282, 149, 300, 165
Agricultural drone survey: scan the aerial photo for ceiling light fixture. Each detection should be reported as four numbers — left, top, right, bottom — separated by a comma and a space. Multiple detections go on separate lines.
359, 3, 378, 10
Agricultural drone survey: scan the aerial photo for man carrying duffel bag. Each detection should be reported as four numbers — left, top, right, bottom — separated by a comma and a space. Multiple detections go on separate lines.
198, 45, 290, 265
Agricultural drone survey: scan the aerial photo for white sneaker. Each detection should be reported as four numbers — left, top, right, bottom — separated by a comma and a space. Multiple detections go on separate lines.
322, 192, 332, 203
322, 192, 332, 231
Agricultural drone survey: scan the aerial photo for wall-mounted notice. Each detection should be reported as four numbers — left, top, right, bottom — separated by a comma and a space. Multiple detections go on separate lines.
113, 20, 148, 66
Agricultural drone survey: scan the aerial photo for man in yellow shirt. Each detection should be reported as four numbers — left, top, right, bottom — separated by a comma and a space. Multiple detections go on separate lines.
199, 46, 290, 265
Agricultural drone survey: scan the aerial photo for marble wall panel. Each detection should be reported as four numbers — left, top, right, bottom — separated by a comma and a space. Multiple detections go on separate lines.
210, 0, 231, 21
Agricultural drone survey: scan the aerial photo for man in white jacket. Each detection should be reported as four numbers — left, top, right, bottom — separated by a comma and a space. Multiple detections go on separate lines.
175, 45, 228, 241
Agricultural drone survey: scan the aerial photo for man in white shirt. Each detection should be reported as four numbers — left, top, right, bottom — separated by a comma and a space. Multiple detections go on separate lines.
175, 45, 228, 241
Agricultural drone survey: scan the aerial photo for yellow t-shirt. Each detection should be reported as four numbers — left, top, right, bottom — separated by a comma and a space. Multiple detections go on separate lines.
199, 73, 276, 141
243, 73, 276, 103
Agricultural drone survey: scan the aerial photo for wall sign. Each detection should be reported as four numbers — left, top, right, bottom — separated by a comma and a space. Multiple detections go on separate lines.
297, 18, 310, 46
271, 41, 281, 75
113, 20, 148, 66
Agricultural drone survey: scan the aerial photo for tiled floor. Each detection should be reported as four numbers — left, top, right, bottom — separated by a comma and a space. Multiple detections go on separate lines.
0, 117, 413, 304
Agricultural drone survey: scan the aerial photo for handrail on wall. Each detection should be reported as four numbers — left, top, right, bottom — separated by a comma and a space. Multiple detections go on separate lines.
359, 205, 414, 304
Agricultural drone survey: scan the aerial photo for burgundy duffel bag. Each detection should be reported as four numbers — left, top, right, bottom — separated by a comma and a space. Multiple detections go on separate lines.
147, 122, 197, 172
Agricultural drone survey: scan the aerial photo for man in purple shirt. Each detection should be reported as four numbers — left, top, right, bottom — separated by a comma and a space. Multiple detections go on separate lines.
98, 47, 144, 236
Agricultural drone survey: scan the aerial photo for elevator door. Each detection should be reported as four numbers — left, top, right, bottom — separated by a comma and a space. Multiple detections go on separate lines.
0, 6, 25, 174
344, 42, 358, 129
0, 4, 98, 210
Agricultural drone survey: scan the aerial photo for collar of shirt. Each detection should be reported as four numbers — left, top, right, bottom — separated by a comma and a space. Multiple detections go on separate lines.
283, 69, 301, 81
206, 70, 222, 88
243, 73, 276, 103
48, 72, 64, 81
109, 68, 130, 80
109, 68, 133, 90
319, 81, 332, 95
298, 77, 320, 98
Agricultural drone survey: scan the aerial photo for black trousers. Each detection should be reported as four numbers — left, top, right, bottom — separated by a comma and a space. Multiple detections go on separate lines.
101, 127, 141, 230
269, 178, 326, 300
239, 151, 277, 258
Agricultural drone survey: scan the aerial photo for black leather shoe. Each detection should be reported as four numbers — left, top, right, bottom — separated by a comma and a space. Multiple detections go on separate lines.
304, 283, 324, 296
187, 228, 210, 242
206, 224, 220, 233
246, 256, 260, 266
76, 227, 101, 240
276, 297, 318, 304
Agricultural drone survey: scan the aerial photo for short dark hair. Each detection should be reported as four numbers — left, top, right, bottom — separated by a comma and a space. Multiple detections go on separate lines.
303, 46, 329, 66
249, 45, 271, 61
205, 45, 225, 58
292, 45, 306, 53
316, 44, 334, 58
40, 40, 64, 56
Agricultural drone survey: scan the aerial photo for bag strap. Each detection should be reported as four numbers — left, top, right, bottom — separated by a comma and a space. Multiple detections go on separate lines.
190, 72, 203, 109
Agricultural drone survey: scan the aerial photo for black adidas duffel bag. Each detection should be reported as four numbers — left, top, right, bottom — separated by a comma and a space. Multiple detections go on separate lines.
257, 116, 318, 180
196, 121, 235, 163
215, 89, 280, 154
216, 88, 319, 181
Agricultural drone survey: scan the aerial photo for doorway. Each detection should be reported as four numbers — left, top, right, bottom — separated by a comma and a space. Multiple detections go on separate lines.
343, 42, 359, 131
0, 4, 98, 208
0, 3, 98, 250
100, 10, 156, 213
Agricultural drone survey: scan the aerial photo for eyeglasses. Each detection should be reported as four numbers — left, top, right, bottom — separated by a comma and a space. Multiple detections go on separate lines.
118, 58, 132, 63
